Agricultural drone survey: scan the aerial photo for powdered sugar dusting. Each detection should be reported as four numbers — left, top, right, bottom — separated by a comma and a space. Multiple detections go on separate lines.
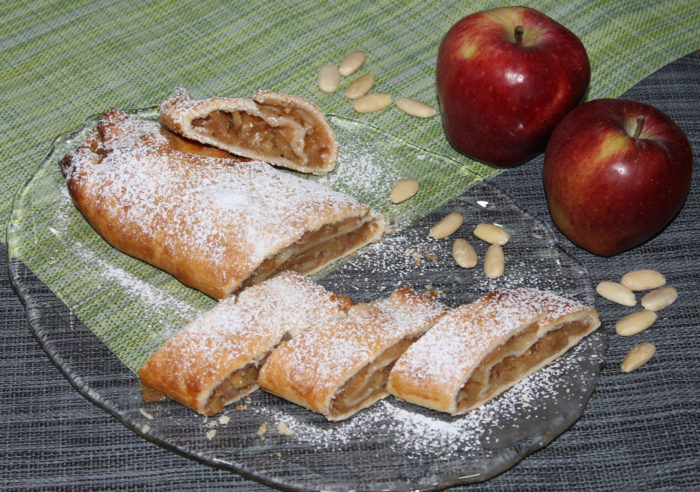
101, 110, 174, 150
316, 132, 402, 203
248, 339, 594, 460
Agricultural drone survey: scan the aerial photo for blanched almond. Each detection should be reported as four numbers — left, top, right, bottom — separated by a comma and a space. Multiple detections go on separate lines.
318, 64, 339, 93
353, 93, 392, 113
620, 269, 666, 291
428, 212, 463, 239
615, 309, 657, 336
390, 178, 419, 204
339, 50, 366, 76
621, 342, 656, 373
473, 223, 510, 245
641, 286, 678, 311
395, 97, 437, 118
452, 239, 477, 268
345, 73, 375, 99
484, 244, 505, 278
595, 281, 636, 306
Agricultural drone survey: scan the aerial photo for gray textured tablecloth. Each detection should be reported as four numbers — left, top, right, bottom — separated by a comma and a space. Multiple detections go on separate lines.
2, 52, 698, 491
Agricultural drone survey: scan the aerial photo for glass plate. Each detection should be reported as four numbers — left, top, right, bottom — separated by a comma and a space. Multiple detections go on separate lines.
8, 110, 606, 491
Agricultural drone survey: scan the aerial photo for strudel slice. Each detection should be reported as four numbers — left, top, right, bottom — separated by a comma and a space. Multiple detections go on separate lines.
61, 143, 385, 298
159, 88, 338, 174
258, 287, 447, 421
98, 108, 248, 160
387, 288, 600, 415
139, 271, 353, 416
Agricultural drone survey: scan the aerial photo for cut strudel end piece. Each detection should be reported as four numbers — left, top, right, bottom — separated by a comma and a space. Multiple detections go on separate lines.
61, 142, 385, 299
158, 88, 338, 174
139, 271, 353, 416
258, 286, 447, 421
387, 288, 601, 415
98, 108, 249, 160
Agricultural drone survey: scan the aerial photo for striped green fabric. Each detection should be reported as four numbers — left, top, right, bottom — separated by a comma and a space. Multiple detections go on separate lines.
3, 0, 699, 371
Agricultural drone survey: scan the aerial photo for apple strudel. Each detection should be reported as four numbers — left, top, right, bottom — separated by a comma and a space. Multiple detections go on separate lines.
139, 271, 353, 416
158, 88, 338, 174
258, 286, 447, 421
60, 142, 385, 299
387, 288, 600, 415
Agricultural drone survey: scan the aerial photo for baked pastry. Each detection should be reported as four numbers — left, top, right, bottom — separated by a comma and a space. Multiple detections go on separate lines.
258, 286, 447, 421
98, 108, 249, 160
139, 271, 353, 416
387, 288, 600, 415
159, 88, 338, 174
60, 142, 385, 299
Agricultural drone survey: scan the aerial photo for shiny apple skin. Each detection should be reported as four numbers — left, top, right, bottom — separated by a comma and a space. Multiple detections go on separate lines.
544, 98, 693, 256
436, 6, 590, 168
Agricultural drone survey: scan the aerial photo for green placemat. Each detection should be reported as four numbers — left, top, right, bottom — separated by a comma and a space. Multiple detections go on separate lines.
3, 0, 699, 369
2, 0, 699, 248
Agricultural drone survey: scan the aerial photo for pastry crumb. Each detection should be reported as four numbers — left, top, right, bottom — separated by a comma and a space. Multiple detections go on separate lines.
206, 429, 217, 440
276, 422, 294, 436
257, 421, 269, 439
422, 284, 445, 299
219, 415, 231, 425
141, 424, 151, 434
236, 404, 246, 411
139, 408, 154, 420
422, 252, 438, 262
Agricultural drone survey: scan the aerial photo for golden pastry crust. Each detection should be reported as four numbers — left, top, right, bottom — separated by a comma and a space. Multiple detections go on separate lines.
158, 88, 338, 174
61, 141, 385, 299
98, 108, 249, 160
258, 286, 447, 421
139, 272, 353, 416
387, 288, 600, 415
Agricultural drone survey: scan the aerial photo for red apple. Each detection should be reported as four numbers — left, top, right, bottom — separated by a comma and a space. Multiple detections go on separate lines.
544, 98, 693, 256
436, 6, 590, 167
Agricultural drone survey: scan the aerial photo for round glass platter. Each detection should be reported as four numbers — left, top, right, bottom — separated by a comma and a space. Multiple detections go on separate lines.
8, 109, 606, 491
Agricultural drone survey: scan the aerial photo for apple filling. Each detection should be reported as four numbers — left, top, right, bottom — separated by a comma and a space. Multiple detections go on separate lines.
140, 361, 262, 416
141, 383, 166, 403
239, 214, 384, 290
330, 336, 419, 417
201, 362, 262, 416
456, 319, 592, 412
190, 105, 333, 170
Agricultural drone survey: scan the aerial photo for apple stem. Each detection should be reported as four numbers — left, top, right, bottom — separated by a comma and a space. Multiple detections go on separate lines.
633, 116, 645, 139
514, 25, 524, 45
